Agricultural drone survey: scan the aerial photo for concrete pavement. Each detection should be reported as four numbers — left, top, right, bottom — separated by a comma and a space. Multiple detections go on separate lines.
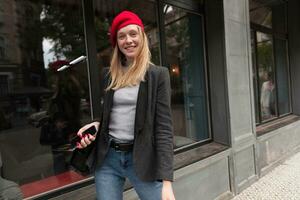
233, 151, 300, 200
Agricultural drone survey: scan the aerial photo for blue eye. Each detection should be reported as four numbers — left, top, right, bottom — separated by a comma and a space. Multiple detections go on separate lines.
130, 32, 137, 37
118, 35, 125, 40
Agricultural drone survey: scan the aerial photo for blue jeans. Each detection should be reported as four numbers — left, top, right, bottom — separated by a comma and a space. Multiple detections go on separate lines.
95, 147, 162, 200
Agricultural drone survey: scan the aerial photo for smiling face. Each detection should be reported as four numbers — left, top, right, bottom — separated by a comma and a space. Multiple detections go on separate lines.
117, 24, 142, 61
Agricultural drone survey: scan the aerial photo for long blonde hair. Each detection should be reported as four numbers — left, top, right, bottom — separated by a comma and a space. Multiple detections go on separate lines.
106, 27, 151, 90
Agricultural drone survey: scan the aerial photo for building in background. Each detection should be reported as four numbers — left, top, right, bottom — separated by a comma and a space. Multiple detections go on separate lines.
1, 0, 300, 199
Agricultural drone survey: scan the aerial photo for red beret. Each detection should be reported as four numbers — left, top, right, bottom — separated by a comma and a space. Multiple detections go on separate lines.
110, 11, 144, 47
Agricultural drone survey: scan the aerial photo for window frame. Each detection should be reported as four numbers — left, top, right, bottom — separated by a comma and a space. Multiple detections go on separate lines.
159, 2, 212, 153
250, 1, 292, 125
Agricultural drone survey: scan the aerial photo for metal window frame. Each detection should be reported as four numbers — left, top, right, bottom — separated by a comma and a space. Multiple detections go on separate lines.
250, 1, 292, 125
253, 30, 263, 124
159, 0, 213, 152
82, 0, 101, 120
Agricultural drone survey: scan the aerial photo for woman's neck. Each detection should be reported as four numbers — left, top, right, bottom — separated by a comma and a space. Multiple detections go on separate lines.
125, 58, 133, 66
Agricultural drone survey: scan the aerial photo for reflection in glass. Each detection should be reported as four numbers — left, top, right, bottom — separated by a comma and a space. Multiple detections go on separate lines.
250, 1, 289, 124
256, 32, 276, 121
250, 0, 287, 33
250, 6, 272, 28
164, 5, 209, 147
274, 39, 290, 116
0, 0, 91, 198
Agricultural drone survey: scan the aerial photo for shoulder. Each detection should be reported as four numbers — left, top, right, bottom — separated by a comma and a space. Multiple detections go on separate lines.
146, 64, 170, 88
147, 64, 169, 77
261, 81, 268, 88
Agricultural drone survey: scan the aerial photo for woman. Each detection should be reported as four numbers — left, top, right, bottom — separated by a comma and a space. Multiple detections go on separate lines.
77, 11, 175, 200
260, 71, 275, 119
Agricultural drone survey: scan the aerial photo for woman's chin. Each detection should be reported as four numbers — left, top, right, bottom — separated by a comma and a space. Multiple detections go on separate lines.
125, 54, 137, 60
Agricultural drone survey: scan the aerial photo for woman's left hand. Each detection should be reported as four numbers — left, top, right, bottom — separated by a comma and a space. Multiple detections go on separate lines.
162, 180, 176, 200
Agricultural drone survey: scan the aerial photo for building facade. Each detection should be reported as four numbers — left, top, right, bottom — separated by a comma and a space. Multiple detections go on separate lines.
0, 0, 300, 199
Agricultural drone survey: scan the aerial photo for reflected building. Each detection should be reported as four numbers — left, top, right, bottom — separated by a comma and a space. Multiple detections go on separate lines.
0, 0, 49, 129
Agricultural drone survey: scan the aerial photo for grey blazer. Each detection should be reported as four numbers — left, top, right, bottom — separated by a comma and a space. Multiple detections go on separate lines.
87, 64, 174, 181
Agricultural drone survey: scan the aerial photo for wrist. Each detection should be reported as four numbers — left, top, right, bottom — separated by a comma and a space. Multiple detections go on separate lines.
163, 180, 172, 186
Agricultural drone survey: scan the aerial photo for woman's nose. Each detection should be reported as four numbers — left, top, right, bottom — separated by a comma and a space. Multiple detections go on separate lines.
125, 36, 133, 43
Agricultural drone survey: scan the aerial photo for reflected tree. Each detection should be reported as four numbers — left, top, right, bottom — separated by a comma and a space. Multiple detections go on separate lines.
40, 4, 85, 59
257, 41, 273, 73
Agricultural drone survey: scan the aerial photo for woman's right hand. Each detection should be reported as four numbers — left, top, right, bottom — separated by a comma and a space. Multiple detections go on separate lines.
76, 121, 100, 149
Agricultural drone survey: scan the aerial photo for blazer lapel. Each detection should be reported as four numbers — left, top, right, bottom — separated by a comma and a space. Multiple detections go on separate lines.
134, 76, 148, 135
102, 89, 114, 132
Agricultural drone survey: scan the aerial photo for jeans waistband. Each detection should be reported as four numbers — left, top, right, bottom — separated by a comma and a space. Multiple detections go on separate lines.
110, 140, 133, 152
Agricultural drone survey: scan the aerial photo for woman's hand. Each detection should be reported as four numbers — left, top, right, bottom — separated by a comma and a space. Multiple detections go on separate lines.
162, 180, 176, 200
76, 121, 100, 149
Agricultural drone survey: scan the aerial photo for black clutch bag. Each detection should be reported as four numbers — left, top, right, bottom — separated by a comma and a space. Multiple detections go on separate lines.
70, 143, 94, 174
70, 126, 97, 174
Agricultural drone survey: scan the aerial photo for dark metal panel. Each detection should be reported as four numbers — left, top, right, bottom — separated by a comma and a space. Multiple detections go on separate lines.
82, 0, 102, 119
250, 23, 287, 39
288, 0, 300, 115
156, 0, 167, 66
205, 0, 231, 146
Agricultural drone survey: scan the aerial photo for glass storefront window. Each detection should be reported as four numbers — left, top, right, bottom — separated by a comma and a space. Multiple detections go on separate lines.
274, 38, 290, 116
0, 0, 91, 198
256, 32, 277, 121
0, 0, 210, 198
164, 5, 209, 147
250, 0, 291, 124
93, 1, 209, 149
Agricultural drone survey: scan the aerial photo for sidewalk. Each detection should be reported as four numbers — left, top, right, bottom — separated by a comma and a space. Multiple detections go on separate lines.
233, 151, 300, 200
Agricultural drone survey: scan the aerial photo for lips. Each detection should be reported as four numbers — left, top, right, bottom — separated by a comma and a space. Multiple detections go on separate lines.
125, 46, 135, 50
124, 46, 136, 53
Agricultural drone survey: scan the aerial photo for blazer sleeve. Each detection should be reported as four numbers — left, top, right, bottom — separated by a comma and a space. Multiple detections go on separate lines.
155, 67, 174, 181
91, 67, 110, 123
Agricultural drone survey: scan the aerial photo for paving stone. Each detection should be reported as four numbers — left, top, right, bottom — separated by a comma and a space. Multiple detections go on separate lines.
233, 152, 300, 200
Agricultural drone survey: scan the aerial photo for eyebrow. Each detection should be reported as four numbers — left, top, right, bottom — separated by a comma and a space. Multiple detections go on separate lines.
117, 27, 139, 35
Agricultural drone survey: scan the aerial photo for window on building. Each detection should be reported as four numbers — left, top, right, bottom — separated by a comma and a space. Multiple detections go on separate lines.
163, 5, 209, 147
0, 0, 91, 198
93, 0, 209, 150
250, 0, 290, 124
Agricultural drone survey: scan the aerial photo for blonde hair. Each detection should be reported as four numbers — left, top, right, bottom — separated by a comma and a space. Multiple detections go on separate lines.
106, 27, 151, 90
